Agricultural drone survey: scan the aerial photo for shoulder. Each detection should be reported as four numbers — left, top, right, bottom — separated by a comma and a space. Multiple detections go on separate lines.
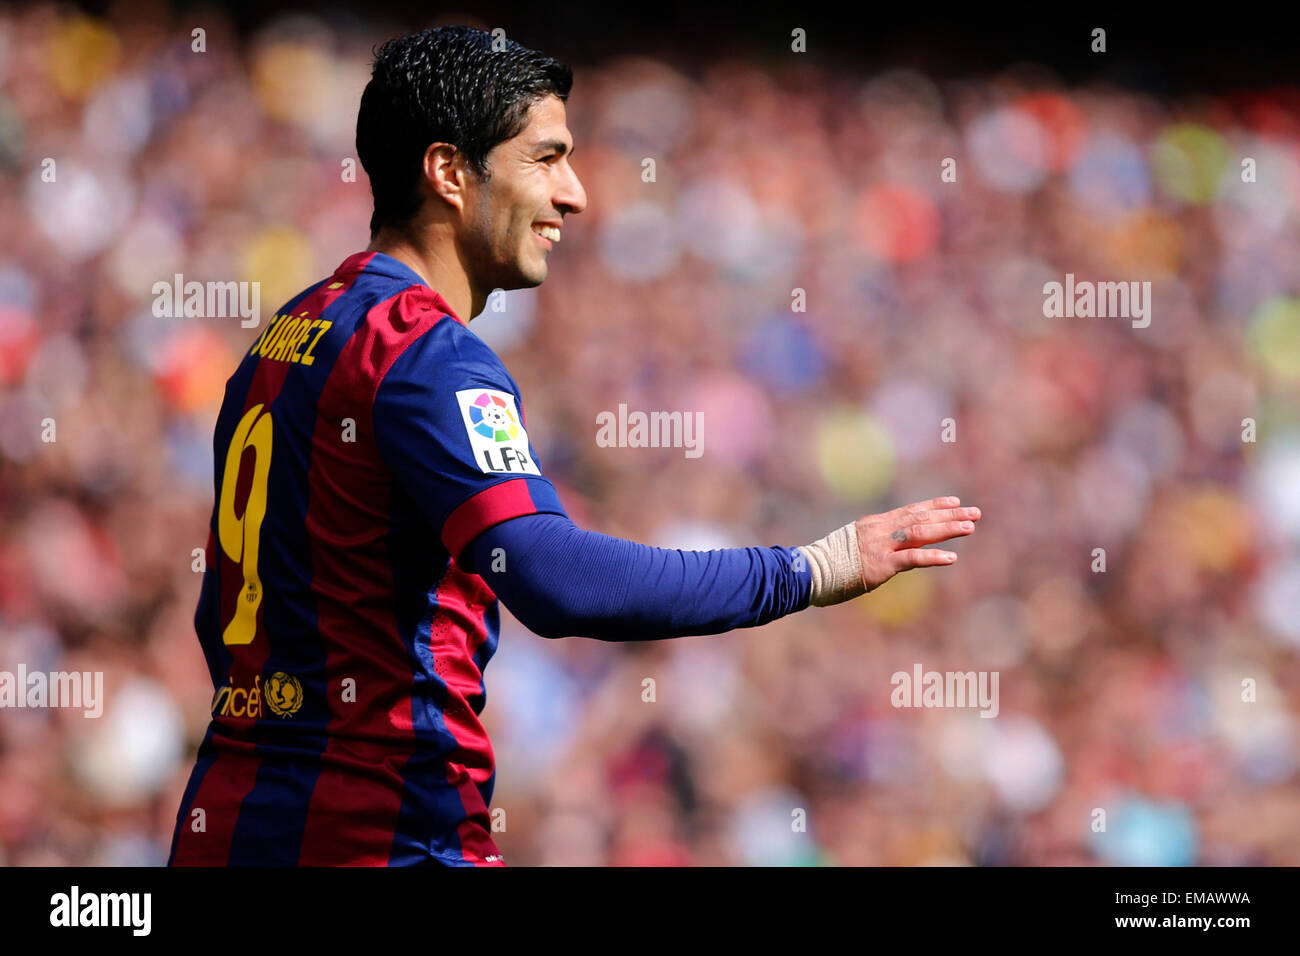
329, 281, 508, 405
378, 295, 517, 395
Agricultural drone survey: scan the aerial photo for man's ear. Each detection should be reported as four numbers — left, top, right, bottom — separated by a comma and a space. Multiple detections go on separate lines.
422, 142, 468, 212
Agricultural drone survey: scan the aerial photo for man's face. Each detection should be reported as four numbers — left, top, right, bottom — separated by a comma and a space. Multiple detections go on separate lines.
459, 95, 587, 299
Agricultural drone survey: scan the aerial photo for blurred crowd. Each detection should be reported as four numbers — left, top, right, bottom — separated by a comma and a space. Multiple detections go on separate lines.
2, 3, 1299, 866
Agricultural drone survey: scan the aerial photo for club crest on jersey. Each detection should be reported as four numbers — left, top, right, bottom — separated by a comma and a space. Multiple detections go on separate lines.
456, 388, 541, 475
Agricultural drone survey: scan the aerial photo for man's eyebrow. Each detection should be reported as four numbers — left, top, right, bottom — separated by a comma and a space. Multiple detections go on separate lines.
533, 139, 574, 158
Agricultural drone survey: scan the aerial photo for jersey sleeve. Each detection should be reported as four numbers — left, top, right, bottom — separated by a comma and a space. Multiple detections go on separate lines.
372, 321, 568, 564
468, 513, 812, 640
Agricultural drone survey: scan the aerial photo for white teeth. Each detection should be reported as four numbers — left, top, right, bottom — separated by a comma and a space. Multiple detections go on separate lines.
533, 224, 561, 242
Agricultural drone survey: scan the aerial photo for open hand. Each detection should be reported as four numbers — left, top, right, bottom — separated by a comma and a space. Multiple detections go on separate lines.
855, 496, 981, 592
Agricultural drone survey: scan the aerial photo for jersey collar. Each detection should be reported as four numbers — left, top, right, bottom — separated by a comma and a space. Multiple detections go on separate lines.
334, 251, 467, 325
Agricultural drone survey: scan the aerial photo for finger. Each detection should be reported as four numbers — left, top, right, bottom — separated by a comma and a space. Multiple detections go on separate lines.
901, 506, 981, 526
891, 548, 958, 572
889, 520, 976, 548
888, 496, 961, 522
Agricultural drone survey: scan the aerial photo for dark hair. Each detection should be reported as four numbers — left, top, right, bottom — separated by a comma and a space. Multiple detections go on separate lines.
357, 25, 573, 237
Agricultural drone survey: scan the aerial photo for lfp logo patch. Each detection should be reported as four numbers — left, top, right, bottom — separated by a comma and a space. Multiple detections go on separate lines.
455, 388, 540, 475
470, 391, 519, 441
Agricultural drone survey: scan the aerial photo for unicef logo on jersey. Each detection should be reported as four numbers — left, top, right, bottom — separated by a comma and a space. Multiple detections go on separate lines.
264, 671, 303, 718
456, 388, 542, 476
468, 392, 521, 442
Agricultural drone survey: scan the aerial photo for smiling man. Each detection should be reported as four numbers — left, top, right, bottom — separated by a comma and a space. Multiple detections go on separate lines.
168, 25, 980, 867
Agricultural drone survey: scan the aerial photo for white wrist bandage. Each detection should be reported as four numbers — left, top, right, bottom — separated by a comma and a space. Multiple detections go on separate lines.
795, 521, 866, 607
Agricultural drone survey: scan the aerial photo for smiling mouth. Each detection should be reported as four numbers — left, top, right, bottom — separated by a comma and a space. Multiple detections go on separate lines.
532, 223, 561, 243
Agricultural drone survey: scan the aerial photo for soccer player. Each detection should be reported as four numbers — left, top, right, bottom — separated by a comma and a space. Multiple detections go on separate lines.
168, 25, 981, 867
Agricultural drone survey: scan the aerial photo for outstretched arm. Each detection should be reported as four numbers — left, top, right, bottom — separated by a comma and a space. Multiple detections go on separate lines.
467, 513, 809, 640
466, 497, 981, 640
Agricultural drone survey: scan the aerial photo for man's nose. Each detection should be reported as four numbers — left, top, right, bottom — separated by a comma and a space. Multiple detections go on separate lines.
556, 162, 587, 215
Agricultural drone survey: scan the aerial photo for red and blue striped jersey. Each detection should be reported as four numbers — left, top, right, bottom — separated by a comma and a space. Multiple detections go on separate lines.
168, 251, 566, 866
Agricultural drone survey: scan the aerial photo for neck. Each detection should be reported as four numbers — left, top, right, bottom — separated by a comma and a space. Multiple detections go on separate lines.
365, 228, 479, 321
